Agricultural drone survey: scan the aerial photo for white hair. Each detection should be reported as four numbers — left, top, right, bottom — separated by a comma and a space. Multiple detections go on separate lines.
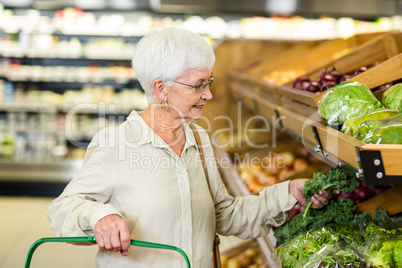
132, 27, 215, 103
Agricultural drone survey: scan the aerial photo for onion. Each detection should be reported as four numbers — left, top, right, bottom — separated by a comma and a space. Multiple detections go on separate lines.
341, 192, 355, 200
354, 66, 368, 75
328, 67, 344, 83
354, 186, 374, 202
320, 81, 337, 92
293, 75, 310, 89
339, 74, 354, 83
372, 61, 382, 67
303, 80, 321, 92
374, 186, 390, 195
372, 82, 393, 92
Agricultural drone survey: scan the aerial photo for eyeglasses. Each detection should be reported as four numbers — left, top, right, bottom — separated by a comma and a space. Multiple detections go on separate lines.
174, 75, 214, 93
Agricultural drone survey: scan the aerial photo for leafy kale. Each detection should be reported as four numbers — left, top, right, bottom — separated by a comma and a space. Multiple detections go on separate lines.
352, 211, 372, 226
375, 206, 393, 225
274, 198, 358, 246
302, 166, 359, 218
375, 206, 402, 225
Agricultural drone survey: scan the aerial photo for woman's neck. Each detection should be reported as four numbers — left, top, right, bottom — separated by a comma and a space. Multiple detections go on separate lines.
140, 104, 186, 148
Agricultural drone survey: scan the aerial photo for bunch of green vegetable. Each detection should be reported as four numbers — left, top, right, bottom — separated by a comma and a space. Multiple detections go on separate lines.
382, 83, 402, 113
302, 166, 359, 218
274, 198, 364, 246
341, 109, 400, 136
352, 113, 402, 141
274, 166, 362, 246
318, 81, 382, 125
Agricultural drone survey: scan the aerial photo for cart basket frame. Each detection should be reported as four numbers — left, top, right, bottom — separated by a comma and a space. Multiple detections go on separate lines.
25, 236, 191, 268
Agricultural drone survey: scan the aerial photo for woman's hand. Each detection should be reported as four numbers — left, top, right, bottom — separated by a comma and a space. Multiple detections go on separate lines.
94, 214, 131, 256
289, 179, 334, 209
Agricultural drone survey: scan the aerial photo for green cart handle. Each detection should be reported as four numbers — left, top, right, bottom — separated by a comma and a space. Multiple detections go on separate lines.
25, 236, 191, 268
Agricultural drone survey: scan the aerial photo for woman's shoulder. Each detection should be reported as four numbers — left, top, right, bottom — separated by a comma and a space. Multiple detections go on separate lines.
87, 121, 136, 149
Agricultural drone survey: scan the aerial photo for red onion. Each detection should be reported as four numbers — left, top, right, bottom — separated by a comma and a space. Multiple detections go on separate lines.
354, 66, 368, 75
339, 75, 354, 83
328, 67, 344, 83
293, 75, 311, 89
303, 80, 321, 92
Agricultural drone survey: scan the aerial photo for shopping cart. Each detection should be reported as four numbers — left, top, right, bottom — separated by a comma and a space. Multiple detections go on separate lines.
25, 236, 191, 268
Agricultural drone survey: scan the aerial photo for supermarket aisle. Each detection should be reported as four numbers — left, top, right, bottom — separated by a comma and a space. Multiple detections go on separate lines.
0, 197, 246, 268
0, 197, 97, 268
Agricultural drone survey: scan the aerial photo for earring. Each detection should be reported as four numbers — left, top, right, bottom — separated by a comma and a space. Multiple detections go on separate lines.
160, 101, 168, 110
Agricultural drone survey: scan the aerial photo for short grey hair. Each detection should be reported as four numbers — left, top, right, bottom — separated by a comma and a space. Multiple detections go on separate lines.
132, 27, 215, 103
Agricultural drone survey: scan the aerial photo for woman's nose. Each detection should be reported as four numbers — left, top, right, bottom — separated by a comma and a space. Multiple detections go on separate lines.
203, 86, 213, 100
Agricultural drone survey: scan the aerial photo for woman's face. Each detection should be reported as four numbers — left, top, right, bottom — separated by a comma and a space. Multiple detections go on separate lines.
166, 69, 213, 121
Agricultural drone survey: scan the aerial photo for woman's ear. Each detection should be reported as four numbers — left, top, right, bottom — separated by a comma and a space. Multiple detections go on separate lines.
152, 79, 167, 101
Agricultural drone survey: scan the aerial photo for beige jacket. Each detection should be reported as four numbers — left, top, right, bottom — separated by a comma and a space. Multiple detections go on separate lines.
48, 110, 297, 268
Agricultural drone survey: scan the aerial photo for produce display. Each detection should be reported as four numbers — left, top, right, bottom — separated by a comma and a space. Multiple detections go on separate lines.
291, 63, 393, 94
236, 145, 316, 194
221, 246, 266, 268
274, 166, 402, 267
292, 67, 346, 93
277, 220, 402, 268
317, 81, 402, 144
277, 205, 402, 267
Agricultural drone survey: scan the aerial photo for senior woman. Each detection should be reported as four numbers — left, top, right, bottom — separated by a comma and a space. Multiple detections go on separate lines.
48, 27, 332, 267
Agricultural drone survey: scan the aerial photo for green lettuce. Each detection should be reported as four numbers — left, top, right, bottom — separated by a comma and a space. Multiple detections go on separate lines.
365, 235, 402, 268
318, 81, 382, 124
382, 83, 402, 112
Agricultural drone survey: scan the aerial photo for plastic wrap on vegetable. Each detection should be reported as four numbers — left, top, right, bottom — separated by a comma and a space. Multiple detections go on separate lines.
362, 122, 402, 144
277, 226, 368, 268
381, 83, 402, 113
318, 82, 382, 125
363, 234, 402, 268
342, 109, 400, 136
297, 243, 366, 268
277, 228, 341, 268
353, 114, 402, 141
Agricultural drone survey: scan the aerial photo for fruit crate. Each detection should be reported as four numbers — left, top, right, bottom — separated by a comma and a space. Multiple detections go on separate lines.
263, 32, 385, 84
245, 41, 323, 79
278, 31, 401, 107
